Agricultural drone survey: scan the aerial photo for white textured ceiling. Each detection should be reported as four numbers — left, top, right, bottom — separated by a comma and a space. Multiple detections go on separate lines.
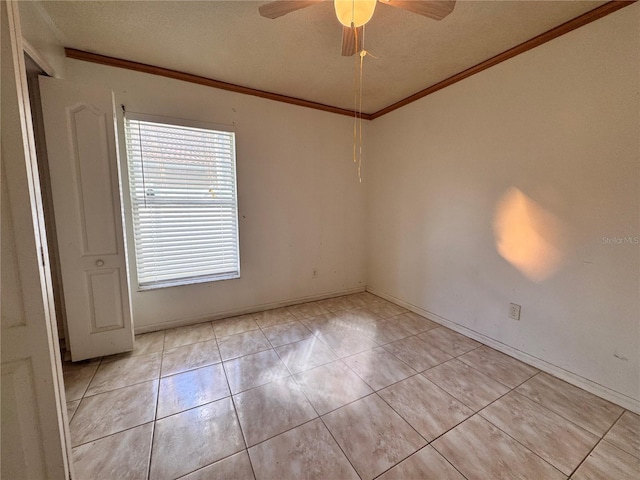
41, 0, 607, 113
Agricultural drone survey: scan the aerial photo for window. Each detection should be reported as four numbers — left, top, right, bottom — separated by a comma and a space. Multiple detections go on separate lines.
124, 113, 239, 289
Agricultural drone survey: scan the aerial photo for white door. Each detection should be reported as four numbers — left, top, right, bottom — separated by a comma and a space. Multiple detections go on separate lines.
1, 1, 71, 478
39, 77, 134, 361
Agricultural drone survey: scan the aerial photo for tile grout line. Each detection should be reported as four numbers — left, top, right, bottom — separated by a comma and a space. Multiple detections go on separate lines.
455, 375, 570, 478
451, 347, 532, 390
566, 409, 627, 478
294, 326, 435, 478
70, 293, 631, 478
64, 295, 427, 474
370, 373, 474, 479
159, 325, 256, 479
215, 329, 259, 480
512, 370, 625, 438
599, 411, 640, 461
66, 356, 104, 436
70, 421, 155, 450
428, 445, 471, 480
78, 356, 104, 402
145, 332, 166, 480
317, 409, 365, 479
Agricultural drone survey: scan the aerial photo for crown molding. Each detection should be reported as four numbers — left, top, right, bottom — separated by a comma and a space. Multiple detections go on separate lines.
65, 1, 635, 121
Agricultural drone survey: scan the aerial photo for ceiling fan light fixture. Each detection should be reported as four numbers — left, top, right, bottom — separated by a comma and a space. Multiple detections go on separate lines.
334, 0, 377, 28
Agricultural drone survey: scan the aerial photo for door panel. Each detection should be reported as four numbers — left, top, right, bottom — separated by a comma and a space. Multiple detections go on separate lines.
1, 360, 47, 479
69, 103, 119, 255
1, 1, 71, 477
39, 77, 134, 361
86, 269, 125, 331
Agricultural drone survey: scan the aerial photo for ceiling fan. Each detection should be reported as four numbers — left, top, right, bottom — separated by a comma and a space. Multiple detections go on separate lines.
258, 0, 457, 56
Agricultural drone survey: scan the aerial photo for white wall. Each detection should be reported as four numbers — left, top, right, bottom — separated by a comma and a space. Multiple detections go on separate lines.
63, 59, 367, 331
18, 0, 66, 76
367, 3, 639, 408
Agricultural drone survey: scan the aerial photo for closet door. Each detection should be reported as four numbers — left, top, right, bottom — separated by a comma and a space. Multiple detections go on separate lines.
40, 77, 134, 361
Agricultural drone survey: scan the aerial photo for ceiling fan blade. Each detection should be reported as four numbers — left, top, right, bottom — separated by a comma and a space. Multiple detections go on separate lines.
341, 25, 363, 56
258, 1, 324, 19
381, 0, 456, 20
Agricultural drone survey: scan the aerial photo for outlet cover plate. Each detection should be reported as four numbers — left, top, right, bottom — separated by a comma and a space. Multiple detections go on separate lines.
509, 303, 521, 320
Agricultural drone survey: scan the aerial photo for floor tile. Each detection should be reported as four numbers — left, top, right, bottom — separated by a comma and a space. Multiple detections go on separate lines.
248, 419, 359, 480
457, 345, 538, 388
164, 322, 215, 349
161, 340, 221, 377
383, 335, 452, 371
252, 307, 295, 328
287, 301, 330, 320
481, 391, 598, 475
62, 358, 101, 401
316, 295, 360, 313
433, 415, 565, 480
347, 291, 382, 306
157, 363, 230, 418
377, 445, 466, 480
150, 397, 245, 480
218, 330, 271, 361
322, 394, 426, 480
603, 411, 640, 459
388, 312, 440, 335
572, 440, 640, 480
70, 380, 158, 447
62, 297, 634, 479
233, 377, 317, 447
66, 399, 80, 421
261, 321, 313, 347
316, 328, 378, 358
131, 331, 165, 356
419, 327, 481, 357
379, 375, 473, 441
358, 320, 413, 345
223, 349, 289, 394
299, 313, 341, 336
275, 337, 337, 374
182, 450, 255, 480
422, 359, 510, 411
213, 314, 259, 338
516, 373, 624, 436
333, 307, 381, 327
72, 423, 153, 480
86, 352, 161, 396
293, 360, 373, 415
364, 301, 407, 319
343, 348, 416, 390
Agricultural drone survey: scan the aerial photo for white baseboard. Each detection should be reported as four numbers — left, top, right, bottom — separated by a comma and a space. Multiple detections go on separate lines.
366, 286, 640, 415
134, 286, 366, 334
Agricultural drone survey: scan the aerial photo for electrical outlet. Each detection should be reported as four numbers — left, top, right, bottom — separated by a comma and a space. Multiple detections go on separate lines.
509, 303, 521, 320
312, 268, 318, 278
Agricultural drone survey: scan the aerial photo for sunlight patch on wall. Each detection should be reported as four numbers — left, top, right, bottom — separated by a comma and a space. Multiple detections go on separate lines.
493, 187, 565, 282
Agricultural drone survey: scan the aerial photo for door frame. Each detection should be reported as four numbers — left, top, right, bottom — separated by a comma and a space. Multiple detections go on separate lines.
3, 0, 72, 477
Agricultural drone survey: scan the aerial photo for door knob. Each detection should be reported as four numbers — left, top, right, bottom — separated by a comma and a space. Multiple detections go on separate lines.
95, 259, 105, 267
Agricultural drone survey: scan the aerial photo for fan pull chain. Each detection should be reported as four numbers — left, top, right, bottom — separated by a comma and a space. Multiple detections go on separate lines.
353, 24, 359, 167
353, 24, 366, 183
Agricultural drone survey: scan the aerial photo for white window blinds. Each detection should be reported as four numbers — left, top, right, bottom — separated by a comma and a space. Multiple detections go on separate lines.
124, 113, 239, 289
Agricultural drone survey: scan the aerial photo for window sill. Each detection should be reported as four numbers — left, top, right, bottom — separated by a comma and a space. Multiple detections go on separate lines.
137, 272, 240, 291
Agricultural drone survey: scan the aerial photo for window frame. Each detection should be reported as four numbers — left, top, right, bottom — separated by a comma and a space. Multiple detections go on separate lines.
123, 111, 240, 291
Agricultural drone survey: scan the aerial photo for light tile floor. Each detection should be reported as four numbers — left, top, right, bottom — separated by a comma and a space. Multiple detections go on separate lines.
64, 292, 640, 479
